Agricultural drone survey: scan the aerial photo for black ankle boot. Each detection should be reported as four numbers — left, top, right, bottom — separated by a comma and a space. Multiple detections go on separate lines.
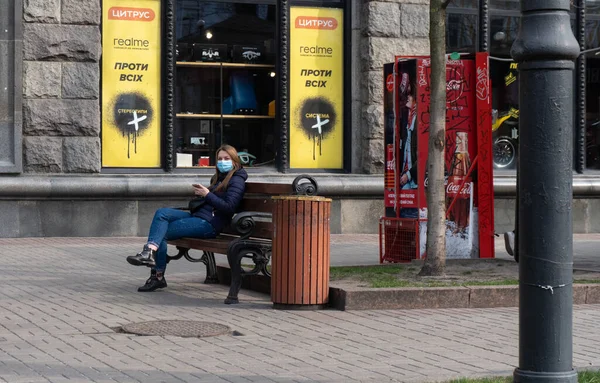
127, 245, 156, 267
138, 271, 167, 292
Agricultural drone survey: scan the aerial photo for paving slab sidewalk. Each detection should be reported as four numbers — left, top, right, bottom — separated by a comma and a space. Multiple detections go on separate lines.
0, 235, 599, 383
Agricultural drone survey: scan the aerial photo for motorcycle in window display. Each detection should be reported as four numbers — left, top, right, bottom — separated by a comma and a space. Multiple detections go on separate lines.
238, 151, 256, 166
492, 107, 519, 169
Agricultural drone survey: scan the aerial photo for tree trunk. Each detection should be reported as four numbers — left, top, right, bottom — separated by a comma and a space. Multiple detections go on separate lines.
419, 0, 449, 277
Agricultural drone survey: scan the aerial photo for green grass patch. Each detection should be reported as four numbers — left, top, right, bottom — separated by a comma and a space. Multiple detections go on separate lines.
448, 370, 600, 383
578, 370, 600, 383
369, 278, 520, 288
329, 265, 406, 279
238, 263, 600, 288
328, 265, 600, 288
329, 265, 521, 288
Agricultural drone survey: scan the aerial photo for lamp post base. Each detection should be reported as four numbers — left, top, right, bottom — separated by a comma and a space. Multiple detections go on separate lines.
514, 368, 577, 383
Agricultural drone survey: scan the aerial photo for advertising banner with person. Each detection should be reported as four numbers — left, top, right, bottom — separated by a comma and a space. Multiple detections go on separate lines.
395, 60, 420, 213
383, 62, 396, 216
381, 54, 494, 261
289, 7, 344, 169
101, 0, 161, 168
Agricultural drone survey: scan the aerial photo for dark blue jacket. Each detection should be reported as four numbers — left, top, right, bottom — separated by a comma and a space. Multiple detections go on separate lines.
193, 168, 248, 233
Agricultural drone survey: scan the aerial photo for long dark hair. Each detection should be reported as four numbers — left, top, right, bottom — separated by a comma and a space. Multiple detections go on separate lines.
210, 145, 242, 192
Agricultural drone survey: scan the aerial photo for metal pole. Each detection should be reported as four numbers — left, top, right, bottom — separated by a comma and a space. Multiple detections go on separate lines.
511, 1, 579, 382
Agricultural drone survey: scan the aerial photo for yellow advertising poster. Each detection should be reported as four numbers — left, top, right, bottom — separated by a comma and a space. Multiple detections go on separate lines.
101, 0, 161, 167
290, 7, 344, 169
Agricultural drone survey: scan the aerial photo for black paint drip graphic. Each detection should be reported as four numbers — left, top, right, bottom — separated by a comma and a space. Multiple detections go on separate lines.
112, 93, 154, 158
298, 97, 337, 160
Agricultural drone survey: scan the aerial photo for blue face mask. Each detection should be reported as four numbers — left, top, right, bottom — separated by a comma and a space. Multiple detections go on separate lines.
217, 160, 233, 173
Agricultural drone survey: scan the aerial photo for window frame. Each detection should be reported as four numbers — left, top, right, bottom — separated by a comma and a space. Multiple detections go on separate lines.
0, 0, 23, 174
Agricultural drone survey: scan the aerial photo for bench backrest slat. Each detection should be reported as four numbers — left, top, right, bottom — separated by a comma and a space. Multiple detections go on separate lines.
237, 197, 276, 213
220, 182, 291, 239
244, 182, 292, 195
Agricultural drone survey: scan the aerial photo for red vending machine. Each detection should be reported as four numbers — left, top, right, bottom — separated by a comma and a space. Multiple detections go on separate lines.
380, 53, 495, 262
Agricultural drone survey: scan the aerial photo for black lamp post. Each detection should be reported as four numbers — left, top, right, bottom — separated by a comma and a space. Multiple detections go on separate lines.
511, 1, 580, 382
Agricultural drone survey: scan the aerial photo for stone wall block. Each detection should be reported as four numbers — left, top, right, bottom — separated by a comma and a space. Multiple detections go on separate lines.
364, 139, 385, 174
364, 37, 429, 70
363, 104, 384, 139
62, 0, 101, 25
24, 136, 62, 172
401, 4, 429, 38
62, 63, 99, 99
63, 137, 100, 173
23, 61, 61, 98
364, 2, 402, 37
24, 99, 100, 136
23, 24, 100, 62
24, 0, 60, 23
366, 70, 384, 105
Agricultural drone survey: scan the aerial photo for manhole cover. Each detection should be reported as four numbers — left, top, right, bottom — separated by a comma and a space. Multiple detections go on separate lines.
120, 320, 231, 337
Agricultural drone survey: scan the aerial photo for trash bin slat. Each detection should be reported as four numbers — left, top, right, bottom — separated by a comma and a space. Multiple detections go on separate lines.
271, 196, 331, 309
302, 200, 312, 305
295, 200, 304, 304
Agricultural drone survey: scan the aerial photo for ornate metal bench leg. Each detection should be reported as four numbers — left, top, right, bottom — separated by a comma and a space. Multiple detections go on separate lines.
166, 246, 189, 264
200, 251, 219, 284
224, 250, 243, 304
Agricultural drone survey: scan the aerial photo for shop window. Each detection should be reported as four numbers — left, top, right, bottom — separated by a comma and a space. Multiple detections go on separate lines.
586, 57, 600, 169
588, 1, 600, 16
488, 13, 575, 172
174, 1, 276, 169
489, 15, 519, 58
447, 0, 477, 8
585, 10, 600, 169
489, 0, 519, 11
490, 60, 518, 170
488, 16, 521, 172
586, 19, 600, 52
0, 0, 21, 173
447, 13, 477, 53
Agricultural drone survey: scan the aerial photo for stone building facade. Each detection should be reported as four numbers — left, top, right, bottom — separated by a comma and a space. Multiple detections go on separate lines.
359, 0, 430, 174
4, 0, 600, 238
17, 0, 432, 176
22, 0, 102, 173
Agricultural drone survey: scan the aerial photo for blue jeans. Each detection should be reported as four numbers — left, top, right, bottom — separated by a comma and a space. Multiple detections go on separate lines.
147, 208, 216, 272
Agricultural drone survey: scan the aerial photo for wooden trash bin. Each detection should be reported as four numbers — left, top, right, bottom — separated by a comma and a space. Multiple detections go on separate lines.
271, 195, 331, 309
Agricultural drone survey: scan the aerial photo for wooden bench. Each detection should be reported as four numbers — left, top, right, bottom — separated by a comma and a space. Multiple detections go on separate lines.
166, 174, 318, 304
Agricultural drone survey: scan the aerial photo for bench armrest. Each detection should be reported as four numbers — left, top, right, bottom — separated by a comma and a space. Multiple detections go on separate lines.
231, 211, 272, 239
292, 174, 319, 196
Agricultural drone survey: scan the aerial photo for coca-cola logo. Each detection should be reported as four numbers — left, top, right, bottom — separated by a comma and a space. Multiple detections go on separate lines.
446, 67, 465, 104
386, 159, 394, 171
446, 180, 472, 196
423, 177, 472, 196
447, 80, 462, 91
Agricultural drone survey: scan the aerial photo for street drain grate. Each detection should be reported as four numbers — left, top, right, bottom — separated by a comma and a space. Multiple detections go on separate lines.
119, 320, 231, 338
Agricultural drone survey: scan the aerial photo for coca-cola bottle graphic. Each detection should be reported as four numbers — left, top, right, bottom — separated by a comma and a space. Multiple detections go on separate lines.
446, 132, 471, 233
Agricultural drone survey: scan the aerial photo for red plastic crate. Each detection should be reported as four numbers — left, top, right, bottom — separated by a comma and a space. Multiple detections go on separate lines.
379, 217, 421, 263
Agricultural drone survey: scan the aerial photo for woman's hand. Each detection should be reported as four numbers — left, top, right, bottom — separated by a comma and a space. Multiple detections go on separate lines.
400, 173, 408, 186
193, 184, 210, 197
